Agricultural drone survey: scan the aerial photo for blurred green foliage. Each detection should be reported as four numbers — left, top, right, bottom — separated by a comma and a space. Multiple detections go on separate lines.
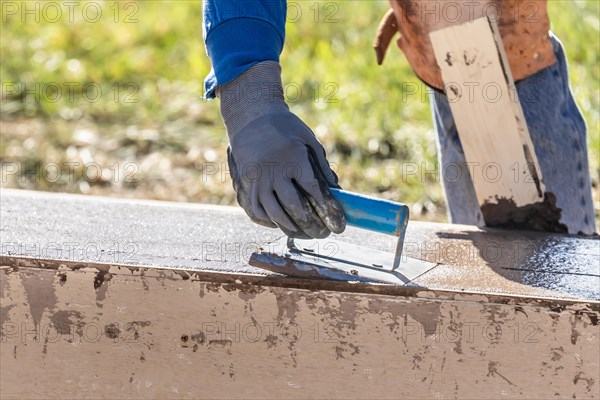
1, 1, 598, 225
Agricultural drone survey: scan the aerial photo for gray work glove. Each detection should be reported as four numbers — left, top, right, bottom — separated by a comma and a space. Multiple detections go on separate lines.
217, 61, 346, 239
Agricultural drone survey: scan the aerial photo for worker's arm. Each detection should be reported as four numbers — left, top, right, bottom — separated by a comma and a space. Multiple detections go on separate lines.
202, 0, 286, 98
203, 1, 346, 239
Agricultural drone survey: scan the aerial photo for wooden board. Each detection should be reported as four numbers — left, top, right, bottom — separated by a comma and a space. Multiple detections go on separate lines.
429, 17, 545, 208
2, 264, 598, 399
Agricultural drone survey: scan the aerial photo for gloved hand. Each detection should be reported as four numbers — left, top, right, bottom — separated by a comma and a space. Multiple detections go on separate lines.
217, 61, 346, 239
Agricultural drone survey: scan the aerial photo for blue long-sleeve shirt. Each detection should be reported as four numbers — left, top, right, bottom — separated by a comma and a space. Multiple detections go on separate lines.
203, 1, 287, 99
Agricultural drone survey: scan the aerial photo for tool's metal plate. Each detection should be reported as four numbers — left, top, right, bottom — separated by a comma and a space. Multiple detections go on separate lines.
250, 237, 437, 285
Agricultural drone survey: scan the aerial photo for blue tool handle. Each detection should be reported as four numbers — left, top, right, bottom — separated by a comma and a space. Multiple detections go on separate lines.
329, 188, 409, 237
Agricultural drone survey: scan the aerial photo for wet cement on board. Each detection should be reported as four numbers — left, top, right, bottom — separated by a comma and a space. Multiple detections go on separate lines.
481, 192, 568, 233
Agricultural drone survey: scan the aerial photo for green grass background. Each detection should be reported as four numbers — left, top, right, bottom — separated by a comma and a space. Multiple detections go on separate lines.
1, 0, 598, 226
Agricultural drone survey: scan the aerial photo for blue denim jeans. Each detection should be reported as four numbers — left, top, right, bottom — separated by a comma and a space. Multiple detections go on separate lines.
431, 34, 596, 235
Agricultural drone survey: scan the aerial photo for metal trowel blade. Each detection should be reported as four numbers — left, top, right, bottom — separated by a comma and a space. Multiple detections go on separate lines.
249, 237, 437, 285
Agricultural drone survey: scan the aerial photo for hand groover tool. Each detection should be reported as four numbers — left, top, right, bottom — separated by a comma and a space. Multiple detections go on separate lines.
249, 188, 437, 285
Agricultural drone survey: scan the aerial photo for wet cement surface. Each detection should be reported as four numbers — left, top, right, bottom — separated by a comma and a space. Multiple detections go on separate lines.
480, 193, 568, 233
1, 189, 598, 301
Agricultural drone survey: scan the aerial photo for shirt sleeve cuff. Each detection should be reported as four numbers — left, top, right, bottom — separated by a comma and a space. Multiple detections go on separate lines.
204, 18, 284, 99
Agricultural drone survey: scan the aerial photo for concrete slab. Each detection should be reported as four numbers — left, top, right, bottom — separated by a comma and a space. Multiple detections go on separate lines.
1, 189, 599, 399
1, 189, 598, 301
